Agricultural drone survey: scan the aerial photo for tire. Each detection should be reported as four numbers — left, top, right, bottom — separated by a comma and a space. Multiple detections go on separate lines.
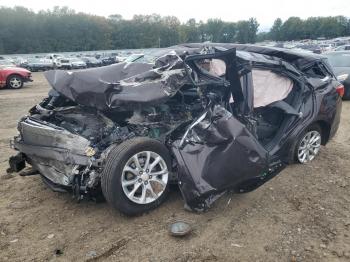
101, 137, 171, 216
293, 123, 322, 164
7, 75, 23, 89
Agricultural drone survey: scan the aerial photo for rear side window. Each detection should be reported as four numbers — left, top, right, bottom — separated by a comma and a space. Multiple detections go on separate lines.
303, 62, 333, 79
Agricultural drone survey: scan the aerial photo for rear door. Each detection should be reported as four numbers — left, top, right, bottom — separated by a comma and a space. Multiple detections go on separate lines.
172, 49, 274, 210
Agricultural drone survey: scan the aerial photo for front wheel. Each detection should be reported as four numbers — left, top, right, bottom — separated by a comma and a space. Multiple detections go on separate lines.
7, 75, 23, 89
101, 137, 171, 216
294, 124, 322, 164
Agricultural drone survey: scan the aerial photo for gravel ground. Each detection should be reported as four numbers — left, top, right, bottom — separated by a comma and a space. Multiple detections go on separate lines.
0, 72, 349, 262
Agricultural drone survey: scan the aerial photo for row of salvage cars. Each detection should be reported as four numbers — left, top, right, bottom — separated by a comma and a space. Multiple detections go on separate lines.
8, 43, 342, 215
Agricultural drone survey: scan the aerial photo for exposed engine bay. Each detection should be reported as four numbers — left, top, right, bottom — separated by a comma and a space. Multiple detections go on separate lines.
18, 83, 204, 197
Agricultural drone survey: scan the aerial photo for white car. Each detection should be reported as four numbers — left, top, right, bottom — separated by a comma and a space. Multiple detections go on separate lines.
55, 58, 72, 70
70, 58, 87, 69
319, 44, 335, 53
45, 54, 63, 65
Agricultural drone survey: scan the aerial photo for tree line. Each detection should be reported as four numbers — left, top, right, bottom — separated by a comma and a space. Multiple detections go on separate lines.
0, 6, 259, 54
258, 16, 350, 41
1, 6, 350, 54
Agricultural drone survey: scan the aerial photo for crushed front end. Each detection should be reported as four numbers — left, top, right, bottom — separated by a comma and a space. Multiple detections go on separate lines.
9, 51, 200, 201
11, 106, 128, 198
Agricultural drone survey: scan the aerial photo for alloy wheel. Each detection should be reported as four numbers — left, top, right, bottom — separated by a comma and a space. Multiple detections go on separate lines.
297, 130, 321, 163
9, 76, 22, 89
121, 151, 169, 204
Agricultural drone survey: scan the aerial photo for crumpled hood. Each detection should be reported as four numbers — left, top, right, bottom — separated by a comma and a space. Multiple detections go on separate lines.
44, 52, 189, 111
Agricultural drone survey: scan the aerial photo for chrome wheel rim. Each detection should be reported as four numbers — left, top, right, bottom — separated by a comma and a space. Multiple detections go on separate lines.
297, 130, 321, 163
9, 77, 22, 88
121, 151, 168, 204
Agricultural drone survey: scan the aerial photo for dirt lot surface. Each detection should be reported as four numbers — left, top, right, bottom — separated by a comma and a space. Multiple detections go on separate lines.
0, 72, 350, 262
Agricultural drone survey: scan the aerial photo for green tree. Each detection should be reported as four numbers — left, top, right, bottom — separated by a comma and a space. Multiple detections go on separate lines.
270, 18, 283, 41
281, 17, 305, 40
179, 19, 200, 43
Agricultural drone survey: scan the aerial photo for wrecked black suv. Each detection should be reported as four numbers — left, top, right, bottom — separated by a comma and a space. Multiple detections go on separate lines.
9, 44, 342, 215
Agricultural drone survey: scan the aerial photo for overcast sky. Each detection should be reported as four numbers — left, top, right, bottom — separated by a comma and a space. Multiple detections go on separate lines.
1, 0, 349, 31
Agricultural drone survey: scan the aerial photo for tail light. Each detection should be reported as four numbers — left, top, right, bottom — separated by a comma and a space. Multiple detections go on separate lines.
336, 84, 344, 97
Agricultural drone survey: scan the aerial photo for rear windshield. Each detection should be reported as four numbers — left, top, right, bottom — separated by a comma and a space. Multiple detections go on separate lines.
325, 53, 350, 67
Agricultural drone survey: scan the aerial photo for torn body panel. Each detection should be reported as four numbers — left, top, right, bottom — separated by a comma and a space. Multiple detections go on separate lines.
172, 105, 269, 210
13, 116, 99, 186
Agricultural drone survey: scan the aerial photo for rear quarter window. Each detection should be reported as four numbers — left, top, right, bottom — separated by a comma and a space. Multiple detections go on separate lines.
303, 61, 334, 79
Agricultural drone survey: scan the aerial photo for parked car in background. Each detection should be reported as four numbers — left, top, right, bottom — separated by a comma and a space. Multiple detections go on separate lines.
115, 56, 126, 63
0, 59, 15, 67
55, 58, 71, 70
70, 58, 87, 69
0, 65, 32, 89
319, 43, 335, 53
325, 51, 350, 99
297, 44, 322, 54
24, 58, 54, 72
44, 54, 62, 67
334, 45, 350, 51
101, 56, 117, 65
81, 57, 102, 67
12, 57, 27, 67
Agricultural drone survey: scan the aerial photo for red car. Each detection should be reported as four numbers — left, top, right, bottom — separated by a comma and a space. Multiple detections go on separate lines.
0, 62, 32, 89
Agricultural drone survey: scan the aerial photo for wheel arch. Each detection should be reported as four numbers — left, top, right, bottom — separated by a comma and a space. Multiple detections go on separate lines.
313, 120, 331, 145
7, 73, 24, 82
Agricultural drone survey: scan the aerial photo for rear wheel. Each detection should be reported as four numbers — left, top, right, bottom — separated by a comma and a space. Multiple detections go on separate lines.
101, 137, 171, 216
294, 124, 322, 164
7, 75, 23, 89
